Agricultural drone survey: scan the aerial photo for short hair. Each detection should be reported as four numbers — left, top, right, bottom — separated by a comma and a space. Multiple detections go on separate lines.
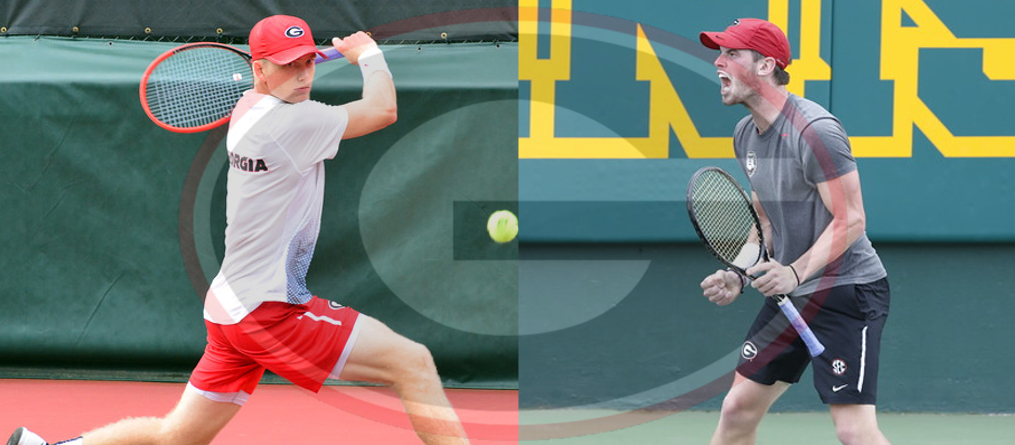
750, 50, 790, 86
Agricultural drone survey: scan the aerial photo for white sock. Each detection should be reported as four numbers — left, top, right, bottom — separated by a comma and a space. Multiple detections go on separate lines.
13, 429, 48, 445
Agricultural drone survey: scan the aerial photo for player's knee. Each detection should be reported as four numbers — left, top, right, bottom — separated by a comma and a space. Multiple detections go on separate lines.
830, 406, 884, 445
405, 341, 438, 374
833, 421, 875, 445
718, 393, 764, 429
393, 340, 439, 384
834, 423, 858, 444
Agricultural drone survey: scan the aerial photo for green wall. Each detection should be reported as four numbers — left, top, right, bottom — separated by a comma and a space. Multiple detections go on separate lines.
518, 242, 1015, 413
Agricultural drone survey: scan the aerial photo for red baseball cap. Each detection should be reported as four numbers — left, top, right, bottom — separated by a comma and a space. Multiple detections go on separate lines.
249, 15, 326, 64
700, 18, 792, 68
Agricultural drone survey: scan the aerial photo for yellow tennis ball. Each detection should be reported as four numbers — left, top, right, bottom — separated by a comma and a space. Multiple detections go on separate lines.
487, 210, 518, 243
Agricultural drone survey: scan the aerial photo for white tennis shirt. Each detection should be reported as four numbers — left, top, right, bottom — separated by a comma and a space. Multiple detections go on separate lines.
204, 90, 349, 325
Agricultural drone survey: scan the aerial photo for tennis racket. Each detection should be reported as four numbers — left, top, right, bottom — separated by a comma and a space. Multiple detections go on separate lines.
686, 166, 825, 357
140, 43, 345, 133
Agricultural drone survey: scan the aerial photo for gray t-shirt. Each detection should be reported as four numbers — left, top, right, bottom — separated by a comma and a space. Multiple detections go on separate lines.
205, 91, 349, 324
733, 94, 886, 296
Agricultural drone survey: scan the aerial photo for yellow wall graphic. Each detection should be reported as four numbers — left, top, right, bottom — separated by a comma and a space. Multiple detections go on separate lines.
519, 0, 1015, 158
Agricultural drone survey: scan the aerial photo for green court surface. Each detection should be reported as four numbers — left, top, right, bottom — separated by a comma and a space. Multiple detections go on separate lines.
519, 410, 1015, 444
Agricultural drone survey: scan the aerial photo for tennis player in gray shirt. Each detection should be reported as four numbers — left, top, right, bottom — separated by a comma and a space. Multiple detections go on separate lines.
698, 18, 892, 445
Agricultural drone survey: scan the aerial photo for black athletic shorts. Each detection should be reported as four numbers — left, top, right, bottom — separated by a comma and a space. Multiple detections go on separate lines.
736, 277, 890, 405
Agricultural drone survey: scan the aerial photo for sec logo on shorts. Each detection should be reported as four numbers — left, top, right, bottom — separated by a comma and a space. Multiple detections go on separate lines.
831, 358, 848, 376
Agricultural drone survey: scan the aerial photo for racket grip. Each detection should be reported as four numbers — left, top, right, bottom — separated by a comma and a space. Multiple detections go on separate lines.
776, 296, 825, 357
315, 47, 346, 64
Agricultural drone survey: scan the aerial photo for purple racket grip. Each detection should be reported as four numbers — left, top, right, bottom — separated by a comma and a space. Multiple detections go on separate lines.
776, 296, 825, 357
315, 47, 346, 64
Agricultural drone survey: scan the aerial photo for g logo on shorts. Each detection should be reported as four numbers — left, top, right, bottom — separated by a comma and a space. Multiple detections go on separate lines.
742, 341, 758, 360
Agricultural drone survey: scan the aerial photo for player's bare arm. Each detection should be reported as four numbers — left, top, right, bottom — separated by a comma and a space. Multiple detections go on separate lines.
746, 191, 799, 296
747, 171, 866, 297
791, 169, 867, 282
335, 32, 398, 139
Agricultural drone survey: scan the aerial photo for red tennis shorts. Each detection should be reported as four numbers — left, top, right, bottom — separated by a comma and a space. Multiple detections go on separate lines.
189, 297, 362, 399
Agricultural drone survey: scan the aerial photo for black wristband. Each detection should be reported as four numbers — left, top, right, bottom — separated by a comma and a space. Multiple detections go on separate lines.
788, 264, 801, 285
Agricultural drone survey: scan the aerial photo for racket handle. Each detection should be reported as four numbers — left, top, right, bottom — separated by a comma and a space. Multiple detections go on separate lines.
776, 296, 825, 357
315, 47, 346, 64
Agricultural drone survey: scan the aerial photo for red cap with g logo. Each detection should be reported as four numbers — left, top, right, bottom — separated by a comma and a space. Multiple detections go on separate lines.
700, 18, 792, 69
249, 15, 325, 64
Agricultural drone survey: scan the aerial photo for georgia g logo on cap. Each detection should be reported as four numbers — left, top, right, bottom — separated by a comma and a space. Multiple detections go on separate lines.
285, 26, 305, 38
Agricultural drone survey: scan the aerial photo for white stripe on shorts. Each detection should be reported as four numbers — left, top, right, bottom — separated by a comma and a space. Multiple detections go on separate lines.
858, 325, 869, 393
328, 313, 365, 380
187, 382, 252, 406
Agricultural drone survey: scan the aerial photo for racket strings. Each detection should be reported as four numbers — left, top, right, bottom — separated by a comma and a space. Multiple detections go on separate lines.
689, 171, 758, 267
145, 47, 252, 129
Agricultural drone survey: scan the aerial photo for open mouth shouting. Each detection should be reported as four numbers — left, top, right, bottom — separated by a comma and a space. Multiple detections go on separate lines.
718, 71, 733, 95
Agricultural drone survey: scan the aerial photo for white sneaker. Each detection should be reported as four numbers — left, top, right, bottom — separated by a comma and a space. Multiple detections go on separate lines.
6, 428, 47, 445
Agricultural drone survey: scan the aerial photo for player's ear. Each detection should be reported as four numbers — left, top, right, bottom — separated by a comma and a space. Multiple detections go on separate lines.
252, 59, 268, 83
758, 57, 777, 77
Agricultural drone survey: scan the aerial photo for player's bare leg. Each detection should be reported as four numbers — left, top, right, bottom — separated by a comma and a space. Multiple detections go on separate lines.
710, 372, 789, 445
339, 316, 469, 445
829, 404, 891, 445
74, 386, 240, 445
